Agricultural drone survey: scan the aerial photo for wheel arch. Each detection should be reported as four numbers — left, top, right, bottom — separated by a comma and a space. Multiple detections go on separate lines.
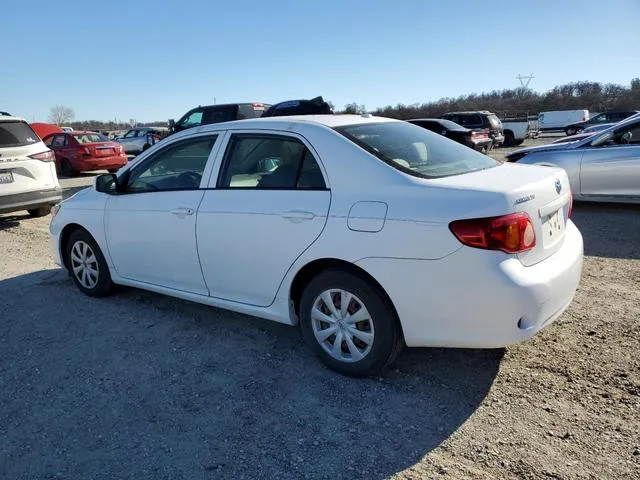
289, 258, 403, 336
59, 223, 91, 270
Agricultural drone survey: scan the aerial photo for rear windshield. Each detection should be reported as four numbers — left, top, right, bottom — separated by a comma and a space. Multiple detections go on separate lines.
0, 121, 40, 147
237, 104, 269, 120
73, 133, 108, 144
335, 121, 499, 179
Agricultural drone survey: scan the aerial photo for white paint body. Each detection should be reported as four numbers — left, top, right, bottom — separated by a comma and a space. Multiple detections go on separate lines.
539, 110, 589, 130
50, 115, 583, 348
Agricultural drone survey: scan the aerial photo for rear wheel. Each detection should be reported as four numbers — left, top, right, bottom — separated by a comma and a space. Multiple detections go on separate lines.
565, 127, 577, 136
66, 229, 114, 297
27, 206, 51, 217
142, 143, 150, 152
503, 131, 515, 146
61, 159, 77, 177
299, 270, 403, 377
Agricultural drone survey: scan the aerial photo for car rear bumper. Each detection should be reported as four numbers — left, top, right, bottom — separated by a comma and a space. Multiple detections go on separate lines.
355, 220, 583, 348
0, 187, 63, 214
74, 155, 128, 171
471, 138, 493, 151
491, 134, 505, 146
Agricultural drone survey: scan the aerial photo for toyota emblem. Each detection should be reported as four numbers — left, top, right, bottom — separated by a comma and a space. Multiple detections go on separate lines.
555, 178, 562, 194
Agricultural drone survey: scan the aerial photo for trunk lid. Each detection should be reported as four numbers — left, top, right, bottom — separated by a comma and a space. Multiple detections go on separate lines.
430, 163, 572, 266
87, 142, 121, 157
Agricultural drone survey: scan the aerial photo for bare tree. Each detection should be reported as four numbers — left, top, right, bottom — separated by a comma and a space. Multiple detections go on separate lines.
48, 106, 75, 125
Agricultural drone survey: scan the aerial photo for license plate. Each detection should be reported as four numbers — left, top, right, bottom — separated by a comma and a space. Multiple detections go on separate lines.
0, 170, 13, 184
543, 208, 565, 246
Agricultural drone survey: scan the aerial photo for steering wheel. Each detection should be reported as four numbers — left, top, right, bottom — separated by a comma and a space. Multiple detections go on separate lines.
177, 171, 202, 188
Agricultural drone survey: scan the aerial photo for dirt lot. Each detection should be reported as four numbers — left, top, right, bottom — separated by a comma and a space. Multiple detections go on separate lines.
1, 137, 639, 479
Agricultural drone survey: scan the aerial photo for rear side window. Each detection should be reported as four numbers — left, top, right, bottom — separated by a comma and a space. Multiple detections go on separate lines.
488, 115, 502, 127
218, 134, 326, 189
202, 106, 238, 124
0, 121, 39, 147
336, 121, 498, 179
237, 104, 267, 120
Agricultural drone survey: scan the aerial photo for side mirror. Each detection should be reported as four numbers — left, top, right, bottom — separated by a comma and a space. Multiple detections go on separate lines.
95, 173, 118, 193
168, 119, 175, 127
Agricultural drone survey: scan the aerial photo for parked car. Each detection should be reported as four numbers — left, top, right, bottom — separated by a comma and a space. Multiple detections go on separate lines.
0, 115, 62, 217
168, 103, 270, 134
261, 96, 333, 117
499, 114, 539, 146
50, 115, 583, 376
114, 127, 168, 154
506, 115, 640, 204
407, 118, 493, 152
564, 111, 638, 136
61, 126, 74, 132
538, 110, 589, 132
43, 131, 128, 177
0, 111, 11, 116
440, 111, 505, 147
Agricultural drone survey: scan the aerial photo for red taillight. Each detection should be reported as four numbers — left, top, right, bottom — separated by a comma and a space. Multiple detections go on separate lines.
28, 151, 55, 162
568, 192, 573, 218
449, 212, 536, 253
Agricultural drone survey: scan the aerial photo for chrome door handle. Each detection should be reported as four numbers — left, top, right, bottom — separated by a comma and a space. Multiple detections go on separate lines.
170, 207, 194, 217
281, 210, 315, 222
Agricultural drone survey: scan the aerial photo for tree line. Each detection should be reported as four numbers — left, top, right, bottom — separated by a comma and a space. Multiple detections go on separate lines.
367, 78, 640, 119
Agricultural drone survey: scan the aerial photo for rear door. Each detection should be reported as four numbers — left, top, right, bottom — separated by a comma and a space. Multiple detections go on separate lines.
197, 131, 330, 307
580, 122, 640, 198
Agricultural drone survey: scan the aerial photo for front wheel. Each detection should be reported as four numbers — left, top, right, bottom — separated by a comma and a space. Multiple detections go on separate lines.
299, 270, 403, 377
503, 131, 515, 147
61, 159, 77, 177
66, 229, 114, 297
565, 127, 577, 136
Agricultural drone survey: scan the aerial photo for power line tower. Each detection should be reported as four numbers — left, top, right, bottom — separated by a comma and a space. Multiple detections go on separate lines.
516, 73, 535, 89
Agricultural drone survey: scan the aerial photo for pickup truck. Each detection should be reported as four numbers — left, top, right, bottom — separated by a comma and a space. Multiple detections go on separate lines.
500, 114, 539, 146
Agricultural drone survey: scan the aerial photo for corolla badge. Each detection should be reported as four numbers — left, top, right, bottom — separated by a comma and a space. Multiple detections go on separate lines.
555, 178, 562, 194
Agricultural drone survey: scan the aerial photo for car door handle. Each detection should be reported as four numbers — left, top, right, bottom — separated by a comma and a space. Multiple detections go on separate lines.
170, 207, 194, 217
281, 210, 315, 222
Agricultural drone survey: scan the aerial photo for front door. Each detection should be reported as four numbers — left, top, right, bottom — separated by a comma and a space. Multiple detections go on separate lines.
580, 122, 640, 198
197, 132, 331, 307
104, 134, 221, 294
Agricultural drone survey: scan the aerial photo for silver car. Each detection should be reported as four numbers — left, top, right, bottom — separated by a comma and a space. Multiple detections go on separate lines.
507, 114, 640, 204
114, 127, 167, 154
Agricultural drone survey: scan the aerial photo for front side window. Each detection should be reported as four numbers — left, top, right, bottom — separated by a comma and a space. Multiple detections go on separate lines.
125, 136, 217, 192
123, 130, 137, 138
591, 121, 640, 147
179, 110, 204, 128
218, 134, 326, 189
336, 121, 499, 179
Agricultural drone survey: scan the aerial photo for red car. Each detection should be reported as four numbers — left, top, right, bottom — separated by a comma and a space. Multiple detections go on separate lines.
43, 131, 128, 177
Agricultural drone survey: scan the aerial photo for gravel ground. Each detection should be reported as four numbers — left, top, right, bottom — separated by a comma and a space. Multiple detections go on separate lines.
0, 139, 639, 479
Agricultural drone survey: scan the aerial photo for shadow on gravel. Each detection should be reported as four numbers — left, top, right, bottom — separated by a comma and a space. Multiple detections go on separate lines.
0, 216, 21, 230
571, 202, 640, 260
0, 269, 503, 480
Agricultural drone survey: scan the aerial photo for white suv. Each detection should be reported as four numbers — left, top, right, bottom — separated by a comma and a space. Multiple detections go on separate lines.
0, 116, 62, 217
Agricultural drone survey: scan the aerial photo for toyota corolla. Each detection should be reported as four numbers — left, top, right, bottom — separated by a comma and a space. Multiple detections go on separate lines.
49, 115, 583, 376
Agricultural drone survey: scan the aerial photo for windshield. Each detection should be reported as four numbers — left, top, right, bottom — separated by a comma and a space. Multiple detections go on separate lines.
0, 121, 40, 147
73, 133, 108, 144
335, 121, 499, 179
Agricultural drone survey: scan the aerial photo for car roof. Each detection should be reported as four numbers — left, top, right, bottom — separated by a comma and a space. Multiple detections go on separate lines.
0, 115, 27, 123
197, 114, 399, 131
442, 111, 495, 115
408, 118, 469, 130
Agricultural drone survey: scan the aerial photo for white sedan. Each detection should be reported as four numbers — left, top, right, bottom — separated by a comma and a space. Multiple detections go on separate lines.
49, 115, 584, 376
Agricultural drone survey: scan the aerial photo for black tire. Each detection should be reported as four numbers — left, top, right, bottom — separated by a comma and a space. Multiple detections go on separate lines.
27, 206, 51, 217
299, 269, 403, 377
61, 159, 77, 177
513, 139, 525, 146
503, 131, 515, 147
565, 127, 577, 136
107, 169, 119, 173
142, 143, 150, 152
66, 229, 114, 297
